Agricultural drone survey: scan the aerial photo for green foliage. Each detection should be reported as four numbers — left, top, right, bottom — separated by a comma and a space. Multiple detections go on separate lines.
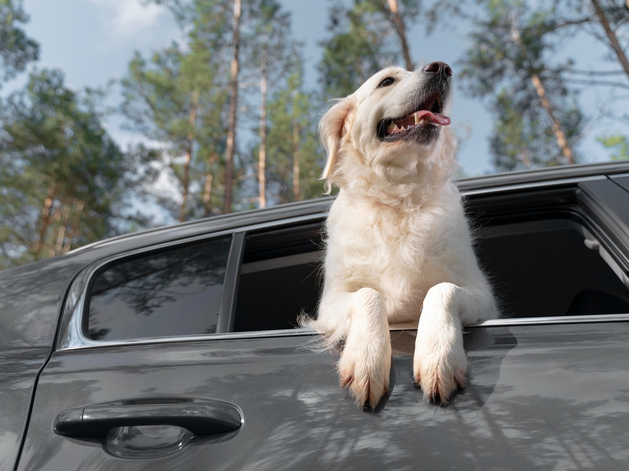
597, 134, 629, 161
121, 1, 232, 220
0, 0, 38, 86
490, 90, 582, 171
264, 62, 323, 203
0, 69, 150, 268
318, 0, 420, 99
459, 0, 583, 171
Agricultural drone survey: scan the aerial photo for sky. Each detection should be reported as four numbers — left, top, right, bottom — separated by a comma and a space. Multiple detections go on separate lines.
9, 0, 626, 182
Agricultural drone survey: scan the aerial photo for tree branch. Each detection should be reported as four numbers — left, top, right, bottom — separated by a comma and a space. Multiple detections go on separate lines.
564, 68, 628, 77
563, 78, 629, 90
591, 0, 629, 80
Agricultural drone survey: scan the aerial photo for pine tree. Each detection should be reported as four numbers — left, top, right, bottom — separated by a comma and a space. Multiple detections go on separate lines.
0, 0, 38, 87
121, 24, 229, 221
459, 0, 583, 171
598, 135, 629, 161
243, 0, 295, 208
547, 0, 629, 162
0, 69, 143, 267
223, 0, 241, 213
264, 61, 323, 204
318, 0, 420, 99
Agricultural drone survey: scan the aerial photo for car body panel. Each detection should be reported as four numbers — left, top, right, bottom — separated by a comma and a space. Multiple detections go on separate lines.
5, 162, 629, 470
0, 257, 89, 470
17, 323, 629, 470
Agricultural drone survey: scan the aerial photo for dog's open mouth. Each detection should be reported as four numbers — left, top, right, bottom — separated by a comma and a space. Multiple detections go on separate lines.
377, 90, 450, 143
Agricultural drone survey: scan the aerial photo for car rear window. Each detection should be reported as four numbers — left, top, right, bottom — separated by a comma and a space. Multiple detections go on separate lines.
86, 237, 231, 341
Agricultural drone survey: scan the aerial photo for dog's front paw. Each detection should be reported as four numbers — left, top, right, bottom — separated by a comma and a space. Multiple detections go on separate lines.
413, 319, 467, 405
338, 331, 391, 409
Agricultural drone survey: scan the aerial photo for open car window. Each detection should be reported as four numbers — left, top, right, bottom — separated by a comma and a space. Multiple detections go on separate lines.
233, 215, 629, 332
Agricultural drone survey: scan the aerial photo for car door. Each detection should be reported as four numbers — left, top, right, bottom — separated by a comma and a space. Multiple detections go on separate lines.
0, 254, 92, 471
16, 173, 629, 470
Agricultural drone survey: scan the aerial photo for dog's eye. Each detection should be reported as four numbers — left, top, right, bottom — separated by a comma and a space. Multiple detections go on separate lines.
377, 77, 396, 88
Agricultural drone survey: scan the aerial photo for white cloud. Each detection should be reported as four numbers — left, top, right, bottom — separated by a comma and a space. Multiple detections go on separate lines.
89, 0, 170, 40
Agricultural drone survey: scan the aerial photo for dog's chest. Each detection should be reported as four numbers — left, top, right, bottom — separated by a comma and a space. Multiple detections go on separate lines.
327, 197, 450, 282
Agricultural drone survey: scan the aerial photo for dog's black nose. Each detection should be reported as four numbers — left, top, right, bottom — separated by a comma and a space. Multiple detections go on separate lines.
423, 61, 452, 78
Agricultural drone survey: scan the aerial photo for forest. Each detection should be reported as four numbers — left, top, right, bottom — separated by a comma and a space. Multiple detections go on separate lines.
1, 0, 628, 268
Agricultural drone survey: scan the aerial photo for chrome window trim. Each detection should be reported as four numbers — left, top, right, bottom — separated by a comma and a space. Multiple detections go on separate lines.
473, 313, 629, 327
56, 314, 629, 352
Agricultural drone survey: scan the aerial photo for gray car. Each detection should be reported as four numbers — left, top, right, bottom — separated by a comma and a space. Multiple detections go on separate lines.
3, 161, 629, 470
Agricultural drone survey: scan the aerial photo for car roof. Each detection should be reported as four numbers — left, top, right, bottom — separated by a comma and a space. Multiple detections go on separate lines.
70, 160, 629, 254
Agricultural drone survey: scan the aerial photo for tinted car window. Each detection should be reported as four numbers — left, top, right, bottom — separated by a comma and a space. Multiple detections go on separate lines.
86, 237, 231, 341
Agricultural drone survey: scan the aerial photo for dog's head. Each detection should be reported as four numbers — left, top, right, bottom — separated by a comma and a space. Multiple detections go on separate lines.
320, 63, 456, 192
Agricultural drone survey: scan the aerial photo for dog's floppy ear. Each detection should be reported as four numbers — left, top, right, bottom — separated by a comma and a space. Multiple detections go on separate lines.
320, 96, 356, 185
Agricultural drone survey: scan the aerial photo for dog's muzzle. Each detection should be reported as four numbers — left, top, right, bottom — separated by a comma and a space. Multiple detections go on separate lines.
377, 63, 452, 145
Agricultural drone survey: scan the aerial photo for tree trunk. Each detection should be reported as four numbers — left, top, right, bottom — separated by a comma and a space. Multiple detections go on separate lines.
386, 0, 414, 71
203, 152, 217, 218
258, 51, 268, 209
179, 147, 191, 223
180, 96, 197, 223
292, 121, 301, 201
224, 0, 241, 214
529, 74, 574, 164
62, 201, 84, 254
33, 184, 55, 259
590, 0, 629, 80
53, 203, 72, 256
511, 22, 575, 164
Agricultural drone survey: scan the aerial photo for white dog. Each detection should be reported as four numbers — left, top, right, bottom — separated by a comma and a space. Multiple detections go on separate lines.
305, 63, 498, 408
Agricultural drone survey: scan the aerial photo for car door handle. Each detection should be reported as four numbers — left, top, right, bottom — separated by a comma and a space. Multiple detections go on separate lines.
54, 397, 243, 438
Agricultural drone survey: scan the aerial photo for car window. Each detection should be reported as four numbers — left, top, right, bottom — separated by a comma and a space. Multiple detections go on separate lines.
86, 236, 231, 341
233, 215, 629, 332
234, 223, 323, 332
474, 219, 629, 318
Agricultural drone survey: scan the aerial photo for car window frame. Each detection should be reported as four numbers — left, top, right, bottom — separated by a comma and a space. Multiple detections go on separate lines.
54, 175, 629, 353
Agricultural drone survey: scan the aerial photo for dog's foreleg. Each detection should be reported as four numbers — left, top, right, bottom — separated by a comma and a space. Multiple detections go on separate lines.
318, 288, 391, 408
413, 282, 496, 404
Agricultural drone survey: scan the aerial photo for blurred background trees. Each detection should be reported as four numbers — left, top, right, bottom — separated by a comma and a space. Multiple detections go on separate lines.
0, 0, 38, 87
0, 68, 157, 268
1, 0, 629, 267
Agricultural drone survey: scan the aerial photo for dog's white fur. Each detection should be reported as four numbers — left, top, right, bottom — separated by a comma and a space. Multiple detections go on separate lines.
306, 66, 498, 407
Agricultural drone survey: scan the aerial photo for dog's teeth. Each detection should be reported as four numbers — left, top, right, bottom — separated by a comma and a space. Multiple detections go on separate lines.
419, 119, 427, 125
387, 123, 401, 134
414, 113, 419, 125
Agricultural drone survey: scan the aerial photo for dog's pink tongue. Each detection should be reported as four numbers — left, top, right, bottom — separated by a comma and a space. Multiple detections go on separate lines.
394, 110, 450, 128
415, 110, 451, 126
